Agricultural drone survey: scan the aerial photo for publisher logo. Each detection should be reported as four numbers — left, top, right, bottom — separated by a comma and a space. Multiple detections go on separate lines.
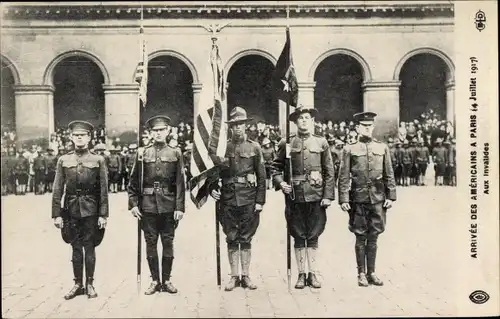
469, 290, 490, 304
474, 10, 486, 32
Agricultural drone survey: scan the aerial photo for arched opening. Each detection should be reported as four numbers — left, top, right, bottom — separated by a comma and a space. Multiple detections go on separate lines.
141, 55, 194, 129
399, 53, 449, 124
314, 54, 364, 124
227, 55, 277, 126
1, 59, 16, 142
53, 56, 105, 141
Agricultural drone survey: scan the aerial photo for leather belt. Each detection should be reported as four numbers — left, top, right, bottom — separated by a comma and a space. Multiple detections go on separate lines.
66, 189, 96, 196
291, 174, 307, 185
222, 176, 247, 184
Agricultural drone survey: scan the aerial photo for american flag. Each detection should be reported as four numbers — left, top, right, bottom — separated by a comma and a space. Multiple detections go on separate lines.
274, 27, 299, 137
188, 41, 228, 209
134, 27, 148, 107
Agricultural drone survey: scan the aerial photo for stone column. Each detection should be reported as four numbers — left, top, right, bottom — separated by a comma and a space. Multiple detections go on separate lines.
362, 80, 401, 140
103, 84, 140, 146
446, 80, 455, 128
14, 85, 54, 148
192, 82, 203, 120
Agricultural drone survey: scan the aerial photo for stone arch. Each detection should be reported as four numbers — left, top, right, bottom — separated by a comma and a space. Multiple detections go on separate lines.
309, 48, 372, 82
224, 49, 277, 82
1, 54, 21, 85
43, 50, 110, 86
394, 47, 455, 81
144, 50, 199, 83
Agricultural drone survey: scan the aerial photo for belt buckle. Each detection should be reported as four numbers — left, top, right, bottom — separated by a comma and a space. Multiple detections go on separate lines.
153, 181, 160, 191
75, 189, 81, 195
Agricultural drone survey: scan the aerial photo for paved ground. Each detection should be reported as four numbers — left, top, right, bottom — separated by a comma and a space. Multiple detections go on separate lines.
2, 182, 461, 318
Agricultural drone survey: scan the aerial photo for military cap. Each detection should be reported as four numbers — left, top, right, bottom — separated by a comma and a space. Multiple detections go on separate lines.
261, 137, 271, 146
94, 143, 106, 151
443, 140, 451, 145
353, 112, 377, 123
288, 105, 319, 122
395, 140, 402, 145
326, 134, 335, 142
335, 139, 344, 146
387, 137, 394, 143
68, 120, 94, 133
129, 143, 138, 149
146, 115, 171, 130
226, 106, 253, 124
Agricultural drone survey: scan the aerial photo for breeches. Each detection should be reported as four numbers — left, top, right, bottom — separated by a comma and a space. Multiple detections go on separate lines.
70, 216, 99, 278
418, 163, 428, 175
348, 202, 386, 236
286, 201, 327, 248
220, 203, 260, 249
142, 212, 177, 258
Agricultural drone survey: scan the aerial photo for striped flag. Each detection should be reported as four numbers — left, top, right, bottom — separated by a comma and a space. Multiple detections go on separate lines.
273, 27, 299, 137
134, 28, 148, 107
188, 41, 228, 209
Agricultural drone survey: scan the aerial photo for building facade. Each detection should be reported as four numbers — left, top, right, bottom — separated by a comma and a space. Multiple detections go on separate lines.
1, 1, 455, 146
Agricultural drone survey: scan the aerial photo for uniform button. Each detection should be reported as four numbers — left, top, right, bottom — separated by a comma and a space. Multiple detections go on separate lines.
156, 167, 160, 171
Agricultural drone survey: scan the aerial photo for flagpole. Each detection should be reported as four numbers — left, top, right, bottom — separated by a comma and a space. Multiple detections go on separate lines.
136, 3, 144, 295
285, 5, 293, 293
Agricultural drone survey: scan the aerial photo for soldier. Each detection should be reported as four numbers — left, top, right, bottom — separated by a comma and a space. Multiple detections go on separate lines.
124, 144, 137, 191
332, 139, 344, 185
107, 146, 122, 193
128, 115, 185, 295
442, 140, 451, 186
415, 138, 430, 186
52, 120, 109, 300
15, 148, 30, 195
1, 147, 8, 195
394, 140, 404, 186
408, 138, 419, 185
338, 112, 396, 287
182, 142, 192, 187
33, 146, 47, 194
400, 140, 413, 187
448, 138, 457, 186
432, 138, 448, 186
271, 105, 334, 289
261, 137, 276, 190
210, 106, 266, 291
44, 146, 58, 192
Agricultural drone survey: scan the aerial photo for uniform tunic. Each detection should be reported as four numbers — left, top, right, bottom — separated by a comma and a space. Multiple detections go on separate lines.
415, 146, 430, 175
128, 142, 185, 258
214, 137, 266, 249
107, 153, 122, 183
338, 137, 396, 236
432, 145, 448, 176
44, 153, 58, 184
272, 132, 335, 248
261, 145, 276, 179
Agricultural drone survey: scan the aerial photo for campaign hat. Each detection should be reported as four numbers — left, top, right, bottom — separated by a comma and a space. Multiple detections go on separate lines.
226, 106, 253, 124
288, 105, 319, 122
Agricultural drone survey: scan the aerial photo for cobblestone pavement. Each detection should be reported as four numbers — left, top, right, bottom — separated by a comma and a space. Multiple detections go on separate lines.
2, 184, 461, 318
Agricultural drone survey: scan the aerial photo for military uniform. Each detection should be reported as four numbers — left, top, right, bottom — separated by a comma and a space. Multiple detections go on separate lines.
33, 149, 47, 194
14, 152, 30, 195
107, 147, 122, 193
400, 141, 413, 186
128, 115, 185, 295
44, 148, 58, 192
331, 140, 344, 184
210, 107, 266, 291
432, 139, 448, 185
415, 140, 430, 186
261, 138, 276, 189
338, 112, 396, 287
52, 120, 109, 300
1, 150, 8, 195
272, 106, 335, 289
124, 144, 137, 191
394, 141, 404, 185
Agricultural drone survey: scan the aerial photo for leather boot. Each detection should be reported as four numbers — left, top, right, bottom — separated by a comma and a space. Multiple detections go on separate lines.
86, 277, 98, 299
306, 247, 321, 288
161, 257, 178, 294
225, 249, 240, 291
367, 239, 383, 286
357, 273, 369, 287
307, 272, 321, 289
64, 280, 85, 300
294, 273, 307, 289
240, 249, 257, 290
145, 257, 161, 295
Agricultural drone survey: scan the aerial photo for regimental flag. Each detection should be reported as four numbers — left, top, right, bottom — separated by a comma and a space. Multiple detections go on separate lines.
273, 27, 299, 137
188, 41, 228, 209
134, 28, 148, 107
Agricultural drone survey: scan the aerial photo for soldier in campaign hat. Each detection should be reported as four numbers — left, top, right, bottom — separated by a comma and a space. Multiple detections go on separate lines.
210, 106, 266, 291
271, 105, 334, 289
52, 120, 109, 300
107, 145, 122, 193
128, 115, 186, 295
338, 112, 396, 287
432, 137, 448, 186
260, 137, 276, 190
44, 146, 58, 193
